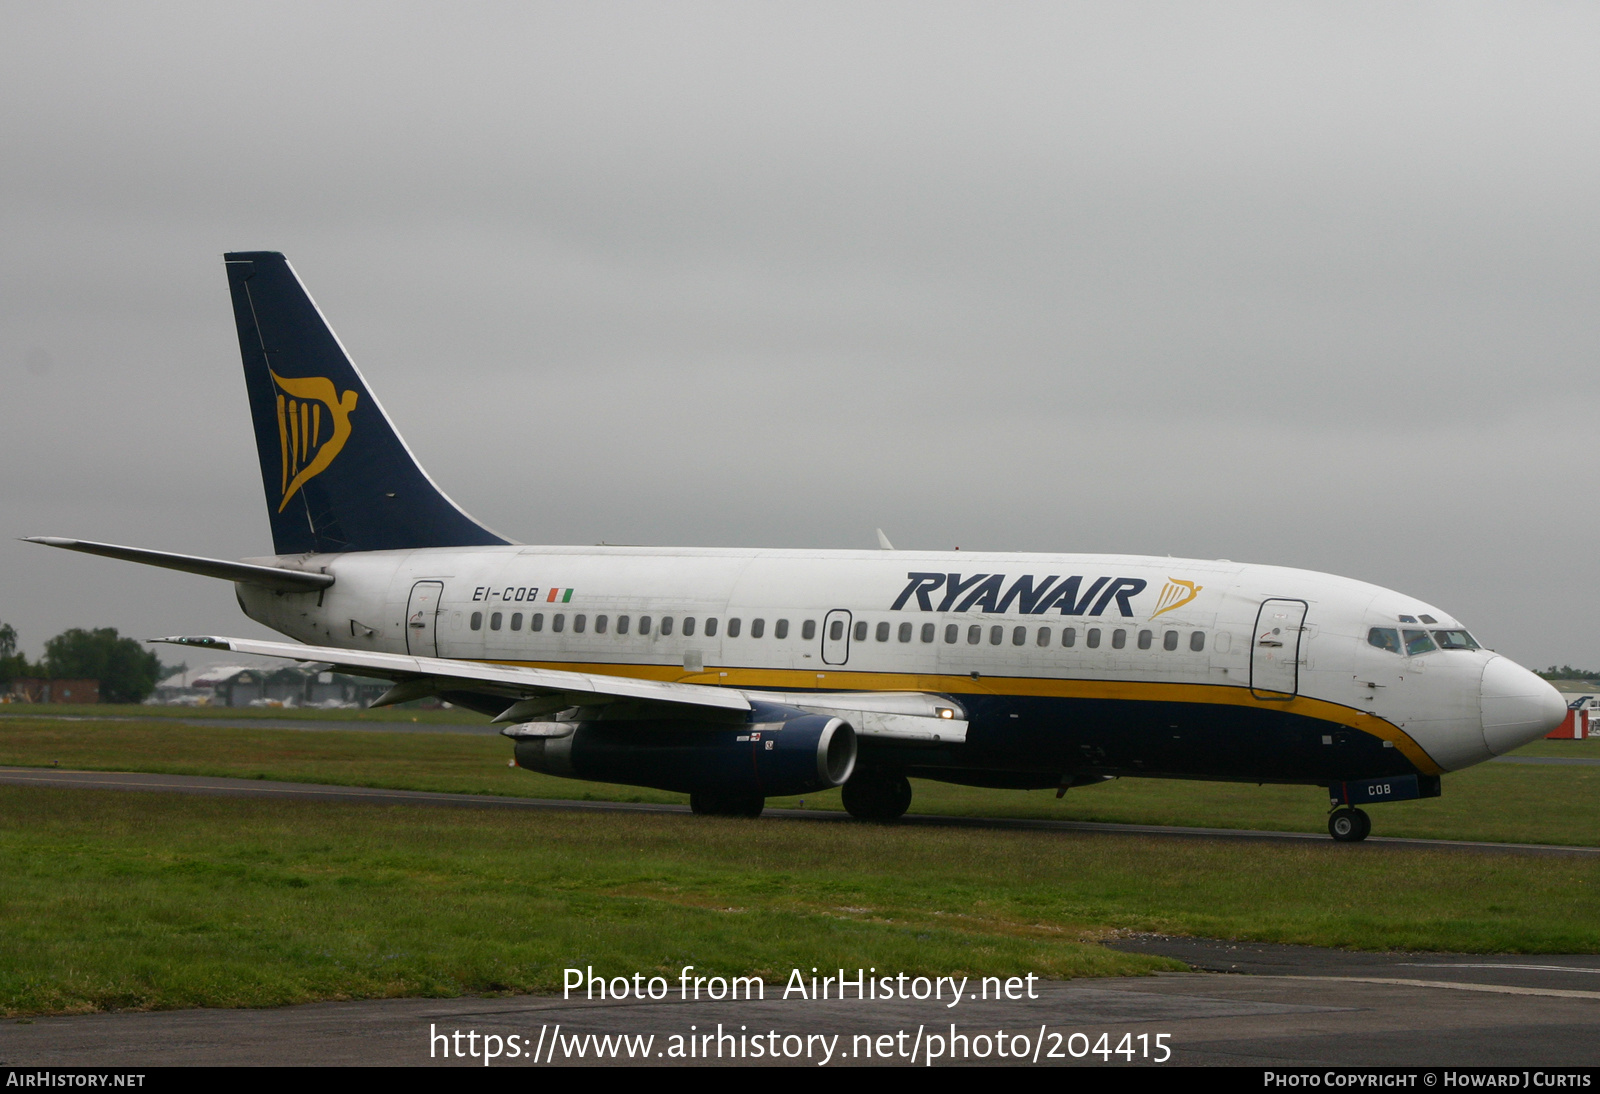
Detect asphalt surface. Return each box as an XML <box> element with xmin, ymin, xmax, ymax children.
<box><xmin>6</xmin><ymin>940</ymin><xmax>1600</xmax><ymax>1066</ymax></box>
<box><xmin>2</xmin><ymin>766</ymin><xmax>1597</xmax><ymax>857</ymax></box>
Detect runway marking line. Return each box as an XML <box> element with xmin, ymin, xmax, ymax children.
<box><xmin>1281</xmin><ymin>975</ymin><xmax>1600</xmax><ymax>1000</ymax></box>
<box><xmin>1399</xmin><ymin>963</ymin><xmax>1600</xmax><ymax>975</ymax></box>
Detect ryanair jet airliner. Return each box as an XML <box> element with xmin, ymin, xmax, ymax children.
<box><xmin>28</xmin><ymin>252</ymin><xmax>1567</xmax><ymax>841</ymax></box>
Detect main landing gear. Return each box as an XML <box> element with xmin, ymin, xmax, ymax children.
<box><xmin>841</xmin><ymin>770</ymin><xmax>913</xmax><ymax>821</ymax></box>
<box><xmin>1328</xmin><ymin>807</ymin><xmax>1371</xmax><ymax>842</ymax></box>
<box><xmin>689</xmin><ymin>791</ymin><xmax>765</xmax><ymax>818</ymax></box>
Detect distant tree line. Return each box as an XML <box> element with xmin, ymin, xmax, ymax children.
<box><xmin>1538</xmin><ymin>665</ymin><xmax>1600</xmax><ymax>681</ymax></box>
<box><xmin>0</xmin><ymin>622</ymin><xmax>168</xmax><ymax>703</ymax></box>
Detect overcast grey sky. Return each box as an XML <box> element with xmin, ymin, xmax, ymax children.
<box><xmin>3</xmin><ymin>2</ymin><xmax>1598</xmax><ymax>670</ymax></box>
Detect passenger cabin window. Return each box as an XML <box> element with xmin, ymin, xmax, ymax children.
<box><xmin>510</xmin><ymin>612</ymin><xmax>523</xmax><ymax>631</ymax></box>
<box><xmin>595</xmin><ymin>615</ymin><xmax>608</xmax><ymax>634</ymax></box>
<box><xmin>1368</xmin><ymin>628</ymin><xmax>1400</xmax><ymax>654</ymax></box>
<box><xmin>967</xmin><ymin>625</ymin><xmax>981</xmax><ymax>645</ymax></box>
<box><xmin>1012</xmin><ymin>626</ymin><xmax>1026</xmax><ymax>646</ymax></box>
<box><xmin>531</xmin><ymin>613</ymin><xmax>544</xmax><ymax>632</ymax></box>
<box><xmin>1137</xmin><ymin>629</ymin><xmax>1152</xmax><ymax>650</ymax></box>
<box><xmin>470</xmin><ymin>612</ymin><xmax>483</xmax><ymax>631</ymax></box>
<box><xmin>727</xmin><ymin>618</ymin><xmax>740</xmax><ymax>638</ymax></box>
<box><xmin>899</xmin><ymin>622</ymin><xmax>913</xmax><ymax>643</ymax></box>
<box><xmin>751</xmin><ymin>618</ymin><xmax>765</xmax><ymax>639</ymax></box>
<box><xmin>1037</xmin><ymin>627</ymin><xmax>1051</xmax><ymax>647</ymax></box>
<box><xmin>704</xmin><ymin>618</ymin><xmax>717</xmax><ymax>638</ymax></box>
<box><xmin>1111</xmin><ymin>629</ymin><xmax>1127</xmax><ymax>649</ymax></box>
<box><xmin>1403</xmin><ymin>629</ymin><xmax>1437</xmax><ymax>656</ymax></box>
<box><xmin>854</xmin><ymin>621</ymin><xmax>868</xmax><ymax>642</ymax></box>
<box><xmin>638</xmin><ymin>616</ymin><xmax>651</xmax><ymax>635</ymax></box>
<box><xmin>1163</xmin><ymin>630</ymin><xmax>1177</xmax><ymax>651</ymax></box>
<box><xmin>617</xmin><ymin>615</ymin><xmax>630</xmax><ymax>635</ymax></box>
<box><xmin>660</xmin><ymin>617</ymin><xmax>673</xmax><ymax>636</ymax></box>
<box><xmin>921</xmin><ymin>623</ymin><xmax>936</xmax><ymax>643</ymax></box>
<box><xmin>1432</xmin><ymin>630</ymin><xmax>1479</xmax><ymax>650</ymax></box>
<box><xmin>830</xmin><ymin>619</ymin><xmax>845</xmax><ymax>642</ymax></box>
<box><xmin>1061</xmin><ymin>627</ymin><xmax>1076</xmax><ymax>647</ymax></box>
<box><xmin>776</xmin><ymin>620</ymin><xmax>790</xmax><ymax>639</ymax></box>
<box><xmin>1189</xmin><ymin>631</ymin><xmax>1204</xmax><ymax>652</ymax></box>
<box><xmin>1086</xmin><ymin>628</ymin><xmax>1101</xmax><ymax>649</ymax></box>
<box><xmin>682</xmin><ymin>617</ymin><xmax>695</xmax><ymax>637</ymax></box>
<box><xmin>490</xmin><ymin>612</ymin><xmax>503</xmax><ymax>631</ymax></box>
<box><xmin>876</xmin><ymin>621</ymin><xmax>890</xmax><ymax>642</ymax></box>
<box><xmin>989</xmin><ymin>626</ymin><xmax>1003</xmax><ymax>645</ymax></box>
<box><xmin>552</xmin><ymin>614</ymin><xmax>565</xmax><ymax>633</ymax></box>
<box><xmin>944</xmin><ymin>624</ymin><xmax>958</xmax><ymax>644</ymax></box>
<box><xmin>573</xmin><ymin>614</ymin><xmax>586</xmax><ymax>634</ymax></box>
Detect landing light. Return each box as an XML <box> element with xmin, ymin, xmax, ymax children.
<box><xmin>937</xmin><ymin>708</ymin><xmax>954</xmax><ymax>719</ymax></box>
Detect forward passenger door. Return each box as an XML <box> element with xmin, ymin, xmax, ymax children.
<box><xmin>1251</xmin><ymin>598</ymin><xmax>1307</xmax><ymax>699</ymax></box>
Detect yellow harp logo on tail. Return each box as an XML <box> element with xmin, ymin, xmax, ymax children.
<box><xmin>1151</xmin><ymin>578</ymin><xmax>1203</xmax><ymax>619</ymax></box>
<box><xmin>271</xmin><ymin>370</ymin><xmax>359</xmax><ymax>512</ymax></box>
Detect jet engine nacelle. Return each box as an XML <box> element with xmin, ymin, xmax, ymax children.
<box><xmin>510</xmin><ymin>704</ymin><xmax>857</xmax><ymax>798</ymax></box>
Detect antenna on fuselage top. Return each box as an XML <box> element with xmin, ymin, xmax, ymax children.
<box><xmin>876</xmin><ymin>528</ymin><xmax>896</xmax><ymax>550</ymax></box>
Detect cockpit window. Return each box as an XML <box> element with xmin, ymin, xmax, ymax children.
<box><xmin>1432</xmin><ymin>629</ymin><xmax>1480</xmax><ymax>650</ymax></box>
<box><xmin>1368</xmin><ymin>628</ymin><xmax>1400</xmax><ymax>654</ymax></box>
<box><xmin>1403</xmin><ymin>629</ymin><xmax>1437</xmax><ymax>655</ymax></box>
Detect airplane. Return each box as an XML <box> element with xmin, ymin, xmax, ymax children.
<box><xmin>27</xmin><ymin>251</ymin><xmax>1568</xmax><ymax>842</ymax></box>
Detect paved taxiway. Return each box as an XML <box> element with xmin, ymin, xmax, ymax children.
<box><xmin>2</xmin><ymin>766</ymin><xmax>1596</xmax><ymax>856</ymax></box>
<box><xmin>6</xmin><ymin>939</ymin><xmax>1600</xmax><ymax>1066</ymax></box>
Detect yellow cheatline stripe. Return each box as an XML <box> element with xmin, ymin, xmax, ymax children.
<box><xmin>479</xmin><ymin>659</ymin><xmax>1442</xmax><ymax>776</ymax></box>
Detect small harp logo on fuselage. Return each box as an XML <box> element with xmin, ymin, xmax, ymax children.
<box><xmin>1151</xmin><ymin>578</ymin><xmax>1203</xmax><ymax>619</ymax></box>
<box><xmin>271</xmin><ymin>370</ymin><xmax>358</xmax><ymax>512</ymax></box>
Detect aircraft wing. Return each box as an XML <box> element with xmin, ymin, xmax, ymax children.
<box><xmin>153</xmin><ymin>636</ymin><xmax>967</xmax><ymax>742</ymax></box>
<box><xmin>155</xmin><ymin>635</ymin><xmax>751</xmax><ymax>718</ymax></box>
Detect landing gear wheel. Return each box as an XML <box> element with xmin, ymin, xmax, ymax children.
<box><xmin>1328</xmin><ymin>807</ymin><xmax>1371</xmax><ymax>842</ymax></box>
<box><xmin>841</xmin><ymin>772</ymin><xmax>913</xmax><ymax>821</ymax></box>
<box><xmin>689</xmin><ymin>792</ymin><xmax>765</xmax><ymax>818</ymax></box>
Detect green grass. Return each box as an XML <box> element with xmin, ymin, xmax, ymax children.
<box><xmin>2</xmin><ymin>785</ymin><xmax>1598</xmax><ymax>1017</ymax></box>
<box><xmin>0</xmin><ymin>715</ymin><xmax>1596</xmax><ymax>845</ymax></box>
<box><xmin>0</xmin><ymin>702</ymin><xmax>487</xmax><ymax>723</ymax></box>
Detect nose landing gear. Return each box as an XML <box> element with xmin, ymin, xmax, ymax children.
<box><xmin>1328</xmin><ymin>807</ymin><xmax>1371</xmax><ymax>842</ymax></box>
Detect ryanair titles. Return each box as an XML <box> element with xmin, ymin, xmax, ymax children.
<box><xmin>891</xmin><ymin>572</ymin><xmax>1148</xmax><ymax>617</ymax></box>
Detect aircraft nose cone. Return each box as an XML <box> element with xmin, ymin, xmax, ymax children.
<box><xmin>1480</xmin><ymin>656</ymin><xmax>1567</xmax><ymax>755</ymax></box>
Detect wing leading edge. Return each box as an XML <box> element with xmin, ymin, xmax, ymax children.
<box><xmin>156</xmin><ymin>635</ymin><xmax>751</xmax><ymax>718</ymax></box>
<box><xmin>153</xmin><ymin>636</ymin><xmax>968</xmax><ymax>742</ymax></box>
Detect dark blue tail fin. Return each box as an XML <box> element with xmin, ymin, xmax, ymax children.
<box><xmin>224</xmin><ymin>252</ymin><xmax>510</xmax><ymax>555</ymax></box>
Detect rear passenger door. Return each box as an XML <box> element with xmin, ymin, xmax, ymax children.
<box><xmin>405</xmin><ymin>581</ymin><xmax>444</xmax><ymax>657</ymax></box>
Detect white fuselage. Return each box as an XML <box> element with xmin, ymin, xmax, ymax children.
<box><xmin>237</xmin><ymin>545</ymin><xmax>1564</xmax><ymax>782</ymax></box>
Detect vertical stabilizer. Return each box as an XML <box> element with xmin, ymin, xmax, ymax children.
<box><xmin>224</xmin><ymin>251</ymin><xmax>510</xmax><ymax>555</ymax></box>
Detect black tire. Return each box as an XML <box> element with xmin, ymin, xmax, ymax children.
<box><xmin>689</xmin><ymin>792</ymin><xmax>765</xmax><ymax>818</ymax></box>
<box><xmin>841</xmin><ymin>772</ymin><xmax>913</xmax><ymax>821</ymax></box>
<box><xmin>1328</xmin><ymin>807</ymin><xmax>1370</xmax><ymax>842</ymax></box>
<box><xmin>1353</xmin><ymin>807</ymin><xmax>1372</xmax><ymax>841</ymax></box>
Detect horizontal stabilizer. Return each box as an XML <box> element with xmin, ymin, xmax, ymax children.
<box><xmin>23</xmin><ymin>538</ymin><xmax>333</xmax><ymax>593</ymax></box>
